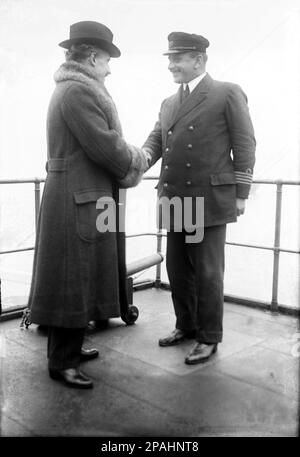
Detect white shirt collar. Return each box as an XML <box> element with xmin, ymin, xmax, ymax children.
<box><xmin>183</xmin><ymin>72</ymin><xmax>207</xmax><ymax>93</ymax></box>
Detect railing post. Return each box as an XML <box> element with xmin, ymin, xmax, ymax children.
<box><xmin>34</xmin><ymin>179</ymin><xmax>41</xmax><ymax>231</ymax></box>
<box><xmin>271</xmin><ymin>181</ymin><xmax>283</xmax><ymax>313</ymax></box>
<box><xmin>155</xmin><ymin>229</ymin><xmax>163</xmax><ymax>288</ymax></box>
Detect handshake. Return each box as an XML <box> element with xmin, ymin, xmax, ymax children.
<box><xmin>118</xmin><ymin>145</ymin><xmax>153</xmax><ymax>189</ymax></box>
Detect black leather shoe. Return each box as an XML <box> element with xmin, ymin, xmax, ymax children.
<box><xmin>80</xmin><ymin>347</ymin><xmax>99</xmax><ymax>362</ymax></box>
<box><xmin>49</xmin><ymin>368</ymin><xmax>93</xmax><ymax>389</ymax></box>
<box><xmin>159</xmin><ymin>329</ymin><xmax>193</xmax><ymax>347</ymax></box>
<box><xmin>185</xmin><ymin>343</ymin><xmax>218</xmax><ymax>365</ymax></box>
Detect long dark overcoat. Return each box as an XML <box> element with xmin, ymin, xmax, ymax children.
<box><xmin>28</xmin><ymin>61</ymin><xmax>144</xmax><ymax>328</ymax></box>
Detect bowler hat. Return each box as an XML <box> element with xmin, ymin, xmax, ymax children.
<box><xmin>59</xmin><ymin>21</ymin><xmax>121</xmax><ymax>57</ymax></box>
<box><xmin>163</xmin><ymin>32</ymin><xmax>209</xmax><ymax>55</ymax></box>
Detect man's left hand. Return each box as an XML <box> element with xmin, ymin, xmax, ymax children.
<box><xmin>236</xmin><ymin>198</ymin><xmax>246</xmax><ymax>216</ymax></box>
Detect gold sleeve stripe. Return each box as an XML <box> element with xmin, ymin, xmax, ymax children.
<box><xmin>234</xmin><ymin>171</ymin><xmax>253</xmax><ymax>184</ymax></box>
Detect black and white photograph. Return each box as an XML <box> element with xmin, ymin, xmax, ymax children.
<box><xmin>0</xmin><ymin>0</ymin><xmax>299</xmax><ymax>442</ymax></box>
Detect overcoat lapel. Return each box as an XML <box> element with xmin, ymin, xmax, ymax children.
<box><xmin>168</xmin><ymin>73</ymin><xmax>213</xmax><ymax>129</ymax></box>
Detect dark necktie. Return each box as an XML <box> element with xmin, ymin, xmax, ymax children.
<box><xmin>182</xmin><ymin>84</ymin><xmax>190</xmax><ymax>103</ymax></box>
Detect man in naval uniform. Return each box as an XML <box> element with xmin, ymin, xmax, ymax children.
<box><xmin>143</xmin><ymin>32</ymin><xmax>256</xmax><ymax>364</ymax></box>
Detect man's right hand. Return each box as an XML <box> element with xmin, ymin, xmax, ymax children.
<box><xmin>142</xmin><ymin>147</ymin><xmax>153</xmax><ymax>171</ymax></box>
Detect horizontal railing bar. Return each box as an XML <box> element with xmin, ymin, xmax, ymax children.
<box><xmin>132</xmin><ymin>279</ymin><xmax>155</xmax><ymax>288</ymax></box>
<box><xmin>277</xmin><ymin>247</ymin><xmax>300</xmax><ymax>254</ymax></box>
<box><xmin>0</xmin><ymin>178</ymin><xmax>45</xmax><ymax>184</ymax></box>
<box><xmin>0</xmin><ymin>247</ymin><xmax>34</xmax><ymax>255</ymax></box>
<box><xmin>226</xmin><ymin>242</ymin><xmax>274</xmax><ymax>251</ymax></box>
<box><xmin>126</xmin><ymin>232</ymin><xmax>165</xmax><ymax>238</ymax></box>
<box><xmin>1</xmin><ymin>239</ymin><xmax>298</xmax><ymax>256</ymax></box>
<box><xmin>226</xmin><ymin>241</ymin><xmax>300</xmax><ymax>254</ymax></box>
<box><xmin>252</xmin><ymin>179</ymin><xmax>300</xmax><ymax>185</ymax></box>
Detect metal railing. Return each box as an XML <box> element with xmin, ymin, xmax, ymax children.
<box><xmin>0</xmin><ymin>176</ymin><xmax>299</xmax><ymax>315</ymax></box>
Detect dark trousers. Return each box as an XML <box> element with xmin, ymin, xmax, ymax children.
<box><xmin>47</xmin><ymin>327</ymin><xmax>85</xmax><ymax>371</ymax></box>
<box><xmin>166</xmin><ymin>224</ymin><xmax>226</xmax><ymax>344</ymax></box>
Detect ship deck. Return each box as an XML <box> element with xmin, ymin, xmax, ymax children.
<box><xmin>0</xmin><ymin>287</ymin><xmax>299</xmax><ymax>437</ymax></box>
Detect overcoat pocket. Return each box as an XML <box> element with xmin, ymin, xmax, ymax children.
<box><xmin>74</xmin><ymin>189</ymin><xmax>114</xmax><ymax>243</ymax></box>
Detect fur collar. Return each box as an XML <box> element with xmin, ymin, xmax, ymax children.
<box><xmin>54</xmin><ymin>61</ymin><xmax>122</xmax><ymax>135</ymax></box>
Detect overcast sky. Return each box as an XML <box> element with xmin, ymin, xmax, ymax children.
<box><xmin>0</xmin><ymin>0</ymin><xmax>299</xmax><ymax>179</ymax></box>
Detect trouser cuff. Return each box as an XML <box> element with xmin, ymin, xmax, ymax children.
<box><xmin>196</xmin><ymin>331</ymin><xmax>222</xmax><ymax>344</ymax></box>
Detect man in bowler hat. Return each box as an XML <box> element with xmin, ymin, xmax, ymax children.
<box><xmin>143</xmin><ymin>32</ymin><xmax>256</xmax><ymax>364</ymax></box>
<box><xmin>27</xmin><ymin>21</ymin><xmax>148</xmax><ymax>388</ymax></box>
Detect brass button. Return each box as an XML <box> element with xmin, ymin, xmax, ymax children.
<box><xmin>188</xmin><ymin>125</ymin><xmax>194</xmax><ymax>131</ymax></box>
<box><xmin>164</xmin><ymin>165</ymin><xmax>169</xmax><ymax>170</ymax></box>
<box><xmin>167</xmin><ymin>130</ymin><xmax>172</xmax><ymax>136</ymax></box>
<box><xmin>163</xmin><ymin>182</ymin><xmax>168</xmax><ymax>188</ymax></box>
<box><xmin>187</xmin><ymin>144</ymin><xmax>193</xmax><ymax>149</ymax></box>
<box><xmin>165</xmin><ymin>148</ymin><xmax>169</xmax><ymax>152</ymax></box>
<box><xmin>186</xmin><ymin>181</ymin><xmax>192</xmax><ymax>186</ymax></box>
<box><xmin>186</xmin><ymin>163</ymin><xmax>191</xmax><ymax>168</ymax></box>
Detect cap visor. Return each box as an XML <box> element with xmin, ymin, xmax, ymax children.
<box><xmin>163</xmin><ymin>49</ymin><xmax>193</xmax><ymax>55</ymax></box>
